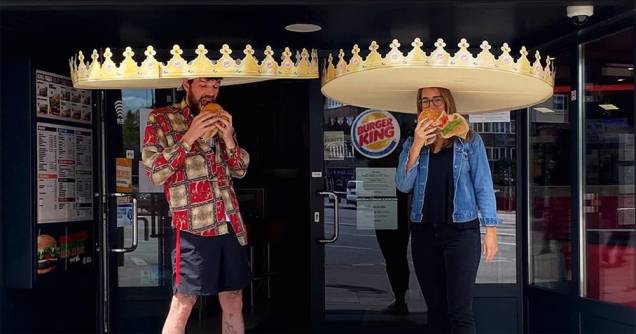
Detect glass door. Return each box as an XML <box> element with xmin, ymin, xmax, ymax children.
<box><xmin>310</xmin><ymin>85</ymin><xmax>522</xmax><ymax>333</ymax></box>
<box><xmin>98</xmin><ymin>88</ymin><xmax>176</xmax><ymax>333</ymax></box>
<box><xmin>311</xmin><ymin>96</ymin><xmax>428</xmax><ymax>329</ymax></box>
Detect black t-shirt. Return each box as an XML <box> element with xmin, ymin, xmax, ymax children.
<box><xmin>422</xmin><ymin>145</ymin><xmax>455</xmax><ymax>225</ymax></box>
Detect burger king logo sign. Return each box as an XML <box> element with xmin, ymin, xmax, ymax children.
<box><xmin>351</xmin><ymin>109</ymin><xmax>401</xmax><ymax>159</ymax></box>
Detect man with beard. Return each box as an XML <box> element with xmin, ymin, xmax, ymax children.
<box><xmin>142</xmin><ymin>77</ymin><xmax>251</xmax><ymax>334</ymax></box>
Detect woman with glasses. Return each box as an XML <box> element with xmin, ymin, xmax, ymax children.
<box><xmin>395</xmin><ymin>87</ymin><xmax>500</xmax><ymax>334</ymax></box>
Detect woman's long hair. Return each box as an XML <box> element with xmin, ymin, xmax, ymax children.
<box><xmin>416</xmin><ymin>87</ymin><xmax>472</xmax><ymax>141</ymax></box>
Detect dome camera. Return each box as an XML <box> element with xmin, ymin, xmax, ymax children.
<box><xmin>567</xmin><ymin>5</ymin><xmax>594</xmax><ymax>25</ymax></box>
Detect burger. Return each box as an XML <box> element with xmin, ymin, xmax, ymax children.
<box><xmin>417</xmin><ymin>107</ymin><xmax>470</xmax><ymax>140</ymax></box>
<box><xmin>199</xmin><ymin>103</ymin><xmax>229</xmax><ymax>140</ymax></box>
<box><xmin>37</xmin><ymin>234</ymin><xmax>59</xmax><ymax>274</ymax></box>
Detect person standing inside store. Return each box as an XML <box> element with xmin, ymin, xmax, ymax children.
<box><xmin>395</xmin><ymin>87</ymin><xmax>500</xmax><ymax>334</ymax></box>
<box><xmin>376</xmin><ymin>190</ymin><xmax>411</xmax><ymax>315</ymax></box>
<box><xmin>142</xmin><ymin>77</ymin><xmax>251</xmax><ymax>334</ymax></box>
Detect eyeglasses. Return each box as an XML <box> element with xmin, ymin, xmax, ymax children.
<box><xmin>418</xmin><ymin>96</ymin><xmax>445</xmax><ymax>108</ymax></box>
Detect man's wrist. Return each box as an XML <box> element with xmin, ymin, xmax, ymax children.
<box><xmin>223</xmin><ymin>134</ymin><xmax>236</xmax><ymax>149</ymax></box>
<box><xmin>180</xmin><ymin>138</ymin><xmax>193</xmax><ymax>152</ymax></box>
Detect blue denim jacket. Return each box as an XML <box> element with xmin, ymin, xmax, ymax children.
<box><xmin>395</xmin><ymin>132</ymin><xmax>501</xmax><ymax>226</ymax></box>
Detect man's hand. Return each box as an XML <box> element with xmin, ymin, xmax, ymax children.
<box><xmin>181</xmin><ymin>113</ymin><xmax>218</xmax><ymax>146</ymax></box>
<box><xmin>482</xmin><ymin>227</ymin><xmax>498</xmax><ymax>262</ymax></box>
<box><xmin>213</xmin><ymin>111</ymin><xmax>236</xmax><ymax>149</ymax></box>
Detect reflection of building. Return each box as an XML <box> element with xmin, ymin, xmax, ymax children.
<box><xmin>472</xmin><ymin>121</ymin><xmax>516</xmax><ymax>162</ymax></box>
<box><xmin>471</xmin><ymin>119</ymin><xmax>517</xmax><ymax>211</ymax></box>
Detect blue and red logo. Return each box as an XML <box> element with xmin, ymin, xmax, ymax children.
<box><xmin>351</xmin><ymin>109</ymin><xmax>401</xmax><ymax>159</ymax></box>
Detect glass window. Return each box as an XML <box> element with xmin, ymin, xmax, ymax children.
<box><xmin>583</xmin><ymin>28</ymin><xmax>635</xmax><ymax>307</ymax></box>
<box><xmin>475</xmin><ymin>113</ymin><xmax>518</xmax><ymax>284</ymax></box>
<box><xmin>529</xmin><ymin>47</ymin><xmax>574</xmax><ymax>292</ymax></box>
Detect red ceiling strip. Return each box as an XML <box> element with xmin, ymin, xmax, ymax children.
<box><xmin>553</xmin><ymin>83</ymin><xmax>634</xmax><ymax>93</ymax></box>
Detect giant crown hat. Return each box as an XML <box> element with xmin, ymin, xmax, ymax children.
<box><xmin>70</xmin><ymin>43</ymin><xmax>319</xmax><ymax>89</ymax></box>
<box><xmin>321</xmin><ymin>38</ymin><xmax>555</xmax><ymax>114</ymax></box>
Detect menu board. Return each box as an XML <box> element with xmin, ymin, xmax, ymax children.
<box><xmin>36</xmin><ymin>70</ymin><xmax>92</xmax><ymax>124</ymax></box>
<box><xmin>37</xmin><ymin>123</ymin><xmax>93</xmax><ymax>223</ymax></box>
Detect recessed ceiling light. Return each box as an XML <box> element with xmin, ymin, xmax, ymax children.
<box><xmin>285</xmin><ymin>23</ymin><xmax>322</xmax><ymax>33</ymax></box>
<box><xmin>599</xmin><ymin>104</ymin><xmax>619</xmax><ymax>110</ymax></box>
<box><xmin>617</xmin><ymin>78</ymin><xmax>625</xmax><ymax>82</ymax></box>
<box><xmin>628</xmin><ymin>67</ymin><xmax>634</xmax><ymax>71</ymax></box>
<box><xmin>533</xmin><ymin>107</ymin><xmax>554</xmax><ymax>113</ymax></box>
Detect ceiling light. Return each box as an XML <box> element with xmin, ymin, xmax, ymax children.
<box><xmin>617</xmin><ymin>78</ymin><xmax>625</xmax><ymax>82</ymax></box>
<box><xmin>628</xmin><ymin>67</ymin><xmax>634</xmax><ymax>71</ymax></box>
<box><xmin>599</xmin><ymin>104</ymin><xmax>619</xmax><ymax>110</ymax></box>
<box><xmin>533</xmin><ymin>107</ymin><xmax>554</xmax><ymax>113</ymax></box>
<box><xmin>285</xmin><ymin>23</ymin><xmax>322</xmax><ymax>33</ymax></box>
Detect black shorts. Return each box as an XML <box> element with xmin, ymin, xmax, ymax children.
<box><xmin>172</xmin><ymin>225</ymin><xmax>252</xmax><ymax>296</ymax></box>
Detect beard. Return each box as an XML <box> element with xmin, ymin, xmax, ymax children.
<box><xmin>188</xmin><ymin>93</ymin><xmax>216</xmax><ymax>116</ymax></box>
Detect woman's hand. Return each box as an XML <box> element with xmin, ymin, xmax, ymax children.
<box><xmin>413</xmin><ymin>119</ymin><xmax>437</xmax><ymax>149</ymax></box>
<box><xmin>482</xmin><ymin>227</ymin><xmax>498</xmax><ymax>262</ymax></box>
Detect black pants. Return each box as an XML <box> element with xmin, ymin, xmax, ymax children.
<box><xmin>375</xmin><ymin>192</ymin><xmax>411</xmax><ymax>302</ymax></box>
<box><xmin>375</xmin><ymin>217</ymin><xmax>410</xmax><ymax>302</ymax></box>
<box><xmin>411</xmin><ymin>221</ymin><xmax>481</xmax><ymax>334</ymax></box>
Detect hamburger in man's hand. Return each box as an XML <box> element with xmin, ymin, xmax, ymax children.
<box><xmin>199</xmin><ymin>103</ymin><xmax>230</xmax><ymax>140</ymax></box>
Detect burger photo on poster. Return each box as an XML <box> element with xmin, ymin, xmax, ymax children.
<box><xmin>37</xmin><ymin>234</ymin><xmax>59</xmax><ymax>275</ymax></box>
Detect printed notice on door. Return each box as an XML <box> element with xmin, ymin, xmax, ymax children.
<box><xmin>37</xmin><ymin>123</ymin><xmax>93</xmax><ymax>223</ymax></box>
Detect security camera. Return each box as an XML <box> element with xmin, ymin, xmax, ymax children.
<box><xmin>567</xmin><ymin>5</ymin><xmax>594</xmax><ymax>25</ymax></box>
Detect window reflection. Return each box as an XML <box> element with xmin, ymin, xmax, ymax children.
<box><xmin>530</xmin><ymin>48</ymin><xmax>573</xmax><ymax>291</ymax></box>
<box><xmin>583</xmin><ymin>28</ymin><xmax>635</xmax><ymax>307</ymax></box>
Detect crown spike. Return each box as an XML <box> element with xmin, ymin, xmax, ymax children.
<box><xmin>348</xmin><ymin>44</ymin><xmax>363</xmax><ymax>71</ymax></box>
<box><xmin>496</xmin><ymin>43</ymin><xmax>515</xmax><ymax>70</ymax></box>
<box><xmin>279</xmin><ymin>47</ymin><xmax>294</xmax><ymax>75</ymax></box>
<box><xmin>429</xmin><ymin>38</ymin><xmax>448</xmax><ymax>64</ymax></box>
<box><xmin>87</xmin><ymin>49</ymin><xmax>101</xmax><ymax>80</ymax></box>
<box><xmin>120</xmin><ymin>47</ymin><xmax>139</xmax><ymax>77</ymax></box>
<box><xmin>297</xmin><ymin>48</ymin><xmax>313</xmax><ymax>75</ymax></box>
<box><xmin>140</xmin><ymin>46</ymin><xmax>160</xmax><ymax>78</ymax></box>
<box><xmin>190</xmin><ymin>44</ymin><xmax>215</xmax><ymax>76</ymax></box>
<box><xmin>101</xmin><ymin>48</ymin><xmax>118</xmax><ymax>79</ymax></box>
<box><xmin>365</xmin><ymin>41</ymin><xmax>383</xmax><ymax>68</ymax></box>
<box><xmin>453</xmin><ymin>38</ymin><xmax>474</xmax><ymax>66</ymax></box>
<box><xmin>406</xmin><ymin>38</ymin><xmax>427</xmax><ymax>63</ymax></box>
<box><xmin>517</xmin><ymin>46</ymin><xmax>531</xmax><ymax>74</ymax></box>
<box><xmin>260</xmin><ymin>45</ymin><xmax>278</xmax><ymax>75</ymax></box>
<box><xmin>145</xmin><ymin>46</ymin><xmax>157</xmax><ymax>58</ymax></box>
<box><xmin>387</xmin><ymin>39</ymin><xmax>405</xmax><ymax>64</ymax></box>
<box><xmin>335</xmin><ymin>49</ymin><xmax>347</xmax><ymax>76</ymax></box>
<box><xmin>476</xmin><ymin>41</ymin><xmax>496</xmax><ymax>67</ymax></box>
<box><xmin>531</xmin><ymin>50</ymin><xmax>544</xmax><ymax>78</ymax></box>
<box><xmin>239</xmin><ymin>44</ymin><xmax>259</xmax><ymax>74</ymax></box>
<box><xmin>163</xmin><ymin>44</ymin><xmax>189</xmax><ymax>77</ymax></box>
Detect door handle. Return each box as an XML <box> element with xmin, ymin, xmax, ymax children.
<box><xmin>110</xmin><ymin>193</ymin><xmax>139</xmax><ymax>253</ymax></box>
<box><xmin>317</xmin><ymin>191</ymin><xmax>339</xmax><ymax>244</ymax></box>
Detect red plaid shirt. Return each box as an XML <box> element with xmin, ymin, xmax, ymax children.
<box><xmin>142</xmin><ymin>100</ymin><xmax>249</xmax><ymax>245</ymax></box>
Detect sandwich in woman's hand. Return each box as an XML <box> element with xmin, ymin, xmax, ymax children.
<box><xmin>417</xmin><ymin>107</ymin><xmax>470</xmax><ymax>140</ymax></box>
<box><xmin>200</xmin><ymin>103</ymin><xmax>229</xmax><ymax>140</ymax></box>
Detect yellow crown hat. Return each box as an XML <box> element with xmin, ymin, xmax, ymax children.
<box><xmin>321</xmin><ymin>38</ymin><xmax>555</xmax><ymax>114</ymax></box>
<box><xmin>70</xmin><ymin>44</ymin><xmax>319</xmax><ymax>89</ymax></box>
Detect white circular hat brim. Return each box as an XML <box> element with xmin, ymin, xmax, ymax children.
<box><xmin>321</xmin><ymin>66</ymin><xmax>553</xmax><ymax>114</ymax></box>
